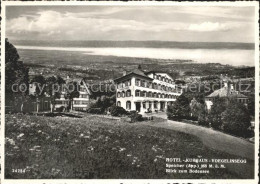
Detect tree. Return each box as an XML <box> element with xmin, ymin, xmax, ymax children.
<box><xmin>207</xmin><ymin>97</ymin><xmax>227</xmax><ymax>130</ymax></box>
<box><xmin>30</xmin><ymin>75</ymin><xmax>47</xmax><ymax>113</ymax></box>
<box><xmin>247</xmin><ymin>93</ymin><xmax>255</xmax><ymax>117</ymax></box>
<box><xmin>222</xmin><ymin>102</ymin><xmax>251</xmax><ymax>137</ymax></box>
<box><xmin>109</xmin><ymin>105</ymin><xmax>127</xmax><ymax>117</ymax></box>
<box><xmin>31</xmin><ymin>75</ymin><xmax>46</xmax><ymax>97</ymax></box>
<box><xmin>5</xmin><ymin>39</ymin><xmax>29</xmax><ymax>112</ymax></box>
<box><xmin>88</xmin><ymin>95</ymin><xmax>116</xmax><ymax>113</ymax></box>
<box><xmin>167</xmin><ymin>94</ymin><xmax>190</xmax><ymax>119</ymax></box>
<box><xmin>190</xmin><ymin>97</ymin><xmax>206</xmax><ymax>117</ymax></box>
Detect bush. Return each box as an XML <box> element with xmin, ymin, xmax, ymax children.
<box><xmin>221</xmin><ymin>102</ymin><xmax>251</xmax><ymax>137</ymax></box>
<box><xmin>167</xmin><ymin>95</ymin><xmax>190</xmax><ymax>119</ymax></box>
<box><xmin>128</xmin><ymin>111</ymin><xmax>143</xmax><ymax>123</ymax></box>
<box><xmin>208</xmin><ymin>97</ymin><xmax>226</xmax><ymax>130</ymax></box>
<box><xmin>109</xmin><ymin>105</ymin><xmax>127</xmax><ymax>117</ymax></box>
<box><xmin>56</xmin><ymin>106</ymin><xmax>66</xmax><ymax>112</ymax></box>
<box><xmin>198</xmin><ymin>116</ymin><xmax>209</xmax><ymax>127</ymax></box>
<box><xmin>87</xmin><ymin>108</ymin><xmax>103</xmax><ymax>114</ymax></box>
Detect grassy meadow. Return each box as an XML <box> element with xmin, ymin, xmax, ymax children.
<box><xmin>5</xmin><ymin>113</ymin><xmax>252</xmax><ymax>179</ymax></box>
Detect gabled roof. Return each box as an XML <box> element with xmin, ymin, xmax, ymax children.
<box><xmin>206</xmin><ymin>87</ymin><xmax>247</xmax><ymax>98</ymax></box>
<box><xmin>145</xmin><ymin>71</ymin><xmax>174</xmax><ymax>80</ymax></box>
<box><xmin>114</xmin><ymin>69</ymin><xmax>153</xmax><ymax>82</ymax></box>
<box><xmin>66</xmin><ymin>78</ymin><xmax>92</xmax><ymax>95</ymax></box>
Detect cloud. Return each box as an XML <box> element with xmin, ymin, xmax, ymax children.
<box><xmin>188</xmin><ymin>22</ymin><xmax>232</xmax><ymax>32</ymax></box>
<box><xmin>6</xmin><ymin>8</ymin><xmax>254</xmax><ymax>42</ymax></box>
<box><xmin>168</xmin><ymin>6</ymin><xmax>254</xmax><ymax>22</ymax></box>
<box><xmin>7</xmin><ymin>10</ymin><xmax>188</xmax><ymax>36</ymax></box>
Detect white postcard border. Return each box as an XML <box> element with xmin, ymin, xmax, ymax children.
<box><xmin>1</xmin><ymin>1</ymin><xmax>259</xmax><ymax>184</ymax></box>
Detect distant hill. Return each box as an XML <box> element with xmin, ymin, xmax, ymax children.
<box><xmin>10</xmin><ymin>40</ymin><xmax>254</xmax><ymax>50</ymax></box>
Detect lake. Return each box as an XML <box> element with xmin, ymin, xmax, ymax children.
<box><xmin>15</xmin><ymin>45</ymin><xmax>255</xmax><ymax>66</ymax></box>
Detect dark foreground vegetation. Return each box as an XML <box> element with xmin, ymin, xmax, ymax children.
<box><xmin>5</xmin><ymin>113</ymin><xmax>253</xmax><ymax>179</ymax></box>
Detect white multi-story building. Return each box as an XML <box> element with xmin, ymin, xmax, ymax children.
<box><xmin>54</xmin><ymin>78</ymin><xmax>91</xmax><ymax>112</ymax></box>
<box><xmin>114</xmin><ymin>68</ymin><xmax>182</xmax><ymax>114</ymax></box>
<box><xmin>72</xmin><ymin>80</ymin><xmax>91</xmax><ymax>111</ymax></box>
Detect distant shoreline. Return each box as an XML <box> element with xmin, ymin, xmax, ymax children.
<box><xmin>15</xmin><ymin>45</ymin><xmax>254</xmax><ymax>67</ymax></box>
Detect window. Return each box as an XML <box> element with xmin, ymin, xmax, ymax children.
<box><xmin>153</xmin><ymin>93</ymin><xmax>157</xmax><ymax>98</ymax></box>
<box><xmin>80</xmin><ymin>86</ymin><xmax>86</xmax><ymax>92</ymax></box>
<box><xmin>148</xmin><ymin>82</ymin><xmax>152</xmax><ymax>88</ymax></box>
<box><xmin>158</xmin><ymin>75</ymin><xmax>161</xmax><ymax>80</ymax></box>
<box><xmin>140</xmin><ymin>91</ymin><xmax>144</xmax><ymax>97</ymax></box>
<box><xmin>136</xmin><ymin>79</ymin><xmax>141</xmax><ymax>86</ymax></box>
<box><xmin>141</xmin><ymin>80</ymin><xmax>146</xmax><ymax>87</ymax></box>
<box><xmin>143</xmin><ymin>102</ymin><xmax>146</xmax><ymax>109</ymax></box>
<box><xmin>117</xmin><ymin>101</ymin><xmax>121</xmax><ymax>107</ymax></box>
<box><xmin>149</xmin><ymin>102</ymin><xmax>152</xmax><ymax>109</ymax></box>
<box><xmin>126</xmin><ymin>90</ymin><xmax>131</xmax><ymax>97</ymax></box>
<box><xmin>148</xmin><ymin>92</ymin><xmax>152</xmax><ymax>97</ymax></box>
<box><xmin>117</xmin><ymin>92</ymin><xmax>121</xmax><ymax>98</ymax></box>
<box><xmin>124</xmin><ymin>80</ymin><xmax>131</xmax><ymax>86</ymax></box>
<box><xmin>154</xmin><ymin>102</ymin><xmax>157</xmax><ymax>109</ymax></box>
<box><xmin>74</xmin><ymin>101</ymin><xmax>80</xmax><ymax>105</ymax></box>
<box><xmin>81</xmin><ymin>94</ymin><xmax>88</xmax><ymax>98</ymax></box>
<box><xmin>82</xmin><ymin>101</ymin><xmax>88</xmax><ymax>105</ymax></box>
<box><xmin>126</xmin><ymin>101</ymin><xmax>131</xmax><ymax>110</ymax></box>
<box><xmin>135</xmin><ymin>90</ymin><xmax>140</xmax><ymax>97</ymax></box>
<box><xmin>141</xmin><ymin>91</ymin><xmax>147</xmax><ymax>97</ymax></box>
<box><xmin>122</xmin><ymin>91</ymin><xmax>125</xmax><ymax>97</ymax></box>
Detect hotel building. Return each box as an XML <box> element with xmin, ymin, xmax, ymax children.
<box><xmin>114</xmin><ymin>68</ymin><xmax>182</xmax><ymax>114</ymax></box>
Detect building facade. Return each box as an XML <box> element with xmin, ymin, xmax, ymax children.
<box><xmin>114</xmin><ymin>69</ymin><xmax>182</xmax><ymax>114</ymax></box>
<box><xmin>54</xmin><ymin>78</ymin><xmax>91</xmax><ymax>112</ymax></box>
<box><xmin>72</xmin><ymin>80</ymin><xmax>91</xmax><ymax>111</ymax></box>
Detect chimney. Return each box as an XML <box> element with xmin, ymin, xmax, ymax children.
<box><xmin>138</xmin><ymin>65</ymin><xmax>142</xmax><ymax>70</ymax></box>
<box><xmin>67</xmin><ymin>75</ymin><xmax>70</xmax><ymax>80</ymax></box>
<box><xmin>123</xmin><ymin>71</ymin><xmax>127</xmax><ymax>76</ymax></box>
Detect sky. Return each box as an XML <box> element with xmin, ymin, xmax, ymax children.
<box><xmin>5</xmin><ymin>6</ymin><xmax>256</xmax><ymax>42</ymax></box>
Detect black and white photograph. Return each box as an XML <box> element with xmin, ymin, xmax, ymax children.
<box><xmin>1</xmin><ymin>1</ymin><xmax>259</xmax><ymax>183</ymax></box>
